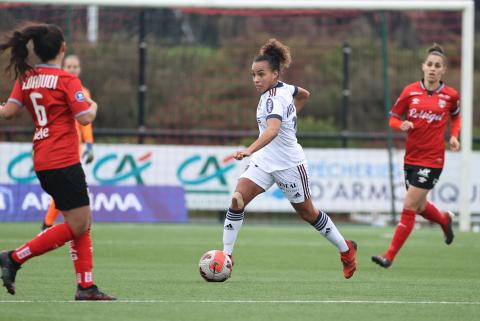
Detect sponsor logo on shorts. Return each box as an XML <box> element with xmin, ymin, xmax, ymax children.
<box><xmin>417</xmin><ymin>168</ymin><xmax>431</xmax><ymax>178</ymax></box>
<box><xmin>418</xmin><ymin>177</ymin><xmax>428</xmax><ymax>183</ymax></box>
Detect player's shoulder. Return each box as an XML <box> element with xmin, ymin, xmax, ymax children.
<box><xmin>262</xmin><ymin>82</ymin><xmax>292</xmax><ymax>101</ymax></box>
<box><xmin>440</xmin><ymin>84</ymin><xmax>459</xmax><ymax>99</ymax></box>
<box><xmin>402</xmin><ymin>81</ymin><xmax>423</xmax><ymax>93</ymax></box>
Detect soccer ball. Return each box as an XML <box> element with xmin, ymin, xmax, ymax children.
<box><xmin>198</xmin><ymin>250</ymin><xmax>232</xmax><ymax>282</ymax></box>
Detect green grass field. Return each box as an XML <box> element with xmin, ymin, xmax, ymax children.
<box><xmin>0</xmin><ymin>222</ymin><xmax>479</xmax><ymax>321</ymax></box>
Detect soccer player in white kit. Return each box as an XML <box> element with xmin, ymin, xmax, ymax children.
<box><xmin>222</xmin><ymin>39</ymin><xmax>357</xmax><ymax>279</ymax></box>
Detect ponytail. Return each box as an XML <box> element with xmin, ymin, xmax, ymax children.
<box><xmin>254</xmin><ymin>38</ymin><xmax>292</xmax><ymax>73</ymax></box>
<box><xmin>0</xmin><ymin>23</ymin><xmax>64</xmax><ymax>79</ymax></box>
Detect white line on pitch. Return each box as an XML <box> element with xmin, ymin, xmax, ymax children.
<box><xmin>0</xmin><ymin>300</ymin><xmax>479</xmax><ymax>305</ymax></box>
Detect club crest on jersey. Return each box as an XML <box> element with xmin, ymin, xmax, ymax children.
<box><xmin>438</xmin><ymin>99</ymin><xmax>446</xmax><ymax>108</ymax></box>
<box><xmin>75</xmin><ymin>91</ymin><xmax>86</xmax><ymax>102</ymax></box>
<box><xmin>266</xmin><ymin>98</ymin><xmax>274</xmax><ymax>113</ymax></box>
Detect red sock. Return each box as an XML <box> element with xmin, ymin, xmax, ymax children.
<box><xmin>420</xmin><ymin>202</ymin><xmax>448</xmax><ymax>226</ymax></box>
<box><xmin>384</xmin><ymin>209</ymin><xmax>416</xmax><ymax>262</ymax></box>
<box><xmin>11</xmin><ymin>223</ymin><xmax>74</xmax><ymax>265</ymax></box>
<box><xmin>70</xmin><ymin>227</ymin><xmax>94</xmax><ymax>288</ymax></box>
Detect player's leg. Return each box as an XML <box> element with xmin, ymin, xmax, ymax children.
<box><xmin>276</xmin><ymin>163</ymin><xmax>356</xmax><ymax>278</ymax></box>
<box><xmin>42</xmin><ymin>200</ymin><xmax>60</xmax><ymax>230</ymax></box>
<box><xmin>63</xmin><ymin>206</ymin><xmax>115</xmax><ymax>300</ymax></box>
<box><xmin>291</xmin><ymin>199</ymin><xmax>357</xmax><ymax>279</ymax></box>
<box><xmin>416</xmin><ymin>167</ymin><xmax>453</xmax><ymax>244</ymax></box>
<box><xmin>0</xmin><ymin>221</ymin><xmax>76</xmax><ymax>295</ymax></box>
<box><xmin>0</xmin><ymin>166</ymin><xmax>86</xmax><ymax>295</ymax></box>
<box><xmin>223</xmin><ymin>163</ymin><xmax>272</xmax><ymax>259</ymax></box>
<box><xmin>372</xmin><ymin>185</ymin><xmax>428</xmax><ymax>268</ymax></box>
<box><xmin>418</xmin><ymin>202</ymin><xmax>454</xmax><ymax>245</ymax></box>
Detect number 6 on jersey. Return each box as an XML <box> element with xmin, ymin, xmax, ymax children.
<box><xmin>30</xmin><ymin>92</ymin><xmax>48</xmax><ymax>126</ymax></box>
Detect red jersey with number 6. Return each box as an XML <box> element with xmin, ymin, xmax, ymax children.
<box><xmin>390</xmin><ymin>81</ymin><xmax>460</xmax><ymax>168</ymax></box>
<box><xmin>8</xmin><ymin>65</ymin><xmax>91</xmax><ymax>171</ymax></box>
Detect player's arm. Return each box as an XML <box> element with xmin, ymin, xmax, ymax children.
<box><xmin>294</xmin><ymin>86</ymin><xmax>310</xmax><ymax>113</ymax></box>
<box><xmin>1</xmin><ymin>80</ymin><xmax>24</xmax><ymax>120</ymax></box>
<box><xmin>66</xmin><ymin>78</ymin><xmax>97</xmax><ymax>125</ymax></box>
<box><xmin>233</xmin><ymin>118</ymin><xmax>281</xmax><ymax>160</ymax></box>
<box><xmin>449</xmin><ymin>96</ymin><xmax>461</xmax><ymax>151</ymax></box>
<box><xmin>389</xmin><ymin>88</ymin><xmax>413</xmax><ymax>132</ymax></box>
<box><xmin>0</xmin><ymin>101</ymin><xmax>21</xmax><ymax>120</ymax></box>
<box><xmin>76</xmin><ymin>97</ymin><xmax>97</xmax><ymax>125</ymax></box>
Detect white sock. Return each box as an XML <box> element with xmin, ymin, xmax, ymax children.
<box><xmin>312</xmin><ymin>211</ymin><xmax>349</xmax><ymax>252</ymax></box>
<box><xmin>222</xmin><ymin>208</ymin><xmax>244</xmax><ymax>255</ymax></box>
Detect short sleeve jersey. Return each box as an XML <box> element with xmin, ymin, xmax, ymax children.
<box><xmin>8</xmin><ymin>64</ymin><xmax>91</xmax><ymax>171</ymax></box>
<box><xmin>390</xmin><ymin>81</ymin><xmax>460</xmax><ymax>168</ymax></box>
<box><xmin>251</xmin><ymin>81</ymin><xmax>306</xmax><ymax>173</ymax></box>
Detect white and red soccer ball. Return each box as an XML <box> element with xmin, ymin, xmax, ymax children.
<box><xmin>198</xmin><ymin>250</ymin><xmax>232</xmax><ymax>282</ymax></box>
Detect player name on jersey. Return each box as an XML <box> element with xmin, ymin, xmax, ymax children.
<box><xmin>33</xmin><ymin>127</ymin><xmax>49</xmax><ymax>141</ymax></box>
<box><xmin>22</xmin><ymin>74</ymin><xmax>59</xmax><ymax>90</ymax></box>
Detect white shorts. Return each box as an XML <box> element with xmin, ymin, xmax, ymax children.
<box><xmin>240</xmin><ymin>161</ymin><xmax>311</xmax><ymax>203</ymax></box>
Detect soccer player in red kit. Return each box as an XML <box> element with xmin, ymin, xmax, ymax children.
<box><xmin>0</xmin><ymin>23</ymin><xmax>115</xmax><ymax>300</ymax></box>
<box><xmin>372</xmin><ymin>43</ymin><xmax>460</xmax><ymax>268</ymax></box>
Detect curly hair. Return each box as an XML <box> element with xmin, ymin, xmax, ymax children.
<box><xmin>254</xmin><ymin>38</ymin><xmax>292</xmax><ymax>73</ymax></box>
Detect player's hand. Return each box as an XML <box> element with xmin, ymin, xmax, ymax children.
<box><xmin>400</xmin><ymin>121</ymin><xmax>414</xmax><ymax>132</ymax></box>
<box><xmin>82</xmin><ymin>143</ymin><xmax>94</xmax><ymax>164</ymax></box>
<box><xmin>232</xmin><ymin>149</ymin><xmax>252</xmax><ymax>160</ymax></box>
<box><xmin>449</xmin><ymin>136</ymin><xmax>460</xmax><ymax>151</ymax></box>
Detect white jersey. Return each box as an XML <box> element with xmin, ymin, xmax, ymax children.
<box><xmin>251</xmin><ymin>81</ymin><xmax>306</xmax><ymax>173</ymax></box>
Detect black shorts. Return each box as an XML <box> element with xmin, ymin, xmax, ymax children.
<box><xmin>36</xmin><ymin>163</ymin><xmax>90</xmax><ymax>211</ymax></box>
<box><xmin>404</xmin><ymin>164</ymin><xmax>442</xmax><ymax>190</ymax></box>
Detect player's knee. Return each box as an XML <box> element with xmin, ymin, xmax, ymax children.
<box><xmin>230</xmin><ymin>191</ymin><xmax>245</xmax><ymax>210</ymax></box>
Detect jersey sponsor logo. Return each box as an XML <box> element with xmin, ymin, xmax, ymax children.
<box><xmin>411</xmin><ymin>98</ymin><xmax>420</xmax><ymax>105</ymax></box>
<box><xmin>22</xmin><ymin>74</ymin><xmax>59</xmax><ymax>90</ymax></box>
<box><xmin>438</xmin><ymin>99</ymin><xmax>446</xmax><ymax>108</ymax></box>
<box><xmin>417</xmin><ymin>168</ymin><xmax>431</xmax><ymax>178</ymax></box>
<box><xmin>408</xmin><ymin>108</ymin><xmax>445</xmax><ymax>123</ymax></box>
<box><xmin>33</xmin><ymin>127</ymin><xmax>49</xmax><ymax>141</ymax></box>
<box><xmin>75</xmin><ymin>91</ymin><xmax>86</xmax><ymax>102</ymax></box>
<box><xmin>266</xmin><ymin>98</ymin><xmax>274</xmax><ymax>113</ymax></box>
